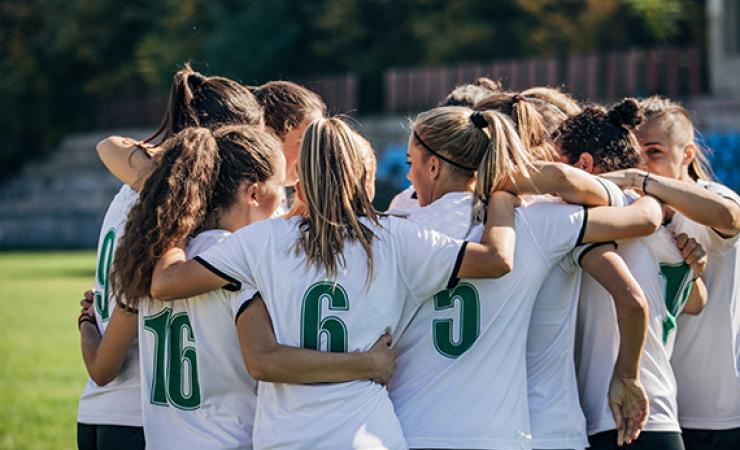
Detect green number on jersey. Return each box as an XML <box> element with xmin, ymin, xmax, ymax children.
<box><xmin>301</xmin><ymin>282</ymin><xmax>349</xmax><ymax>352</ymax></box>
<box><xmin>94</xmin><ymin>228</ymin><xmax>116</xmax><ymax>321</ymax></box>
<box><xmin>144</xmin><ymin>308</ymin><xmax>201</xmax><ymax>410</ymax></box>
<box><xmin>433</xmin><ymin>282</ymin><xmax>480</xmax><ymax>358</ymax></box>
<box><xmin>659</xmin><ymin>262</ymin><xmax>694</xmax><ymax>344</ymax></box>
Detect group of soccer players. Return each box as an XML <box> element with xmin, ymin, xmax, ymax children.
<box><xmin>74</xmin><ymin>65</ymin><xmax>740</xmax><ymax>450</ymax></box>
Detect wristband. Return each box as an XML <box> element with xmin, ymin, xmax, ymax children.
<box><xmin>78</xmin><ymin>314</ymin><xmax>97</xmax><ymax>330</ymax></box>
<box><xmin>642</xmin><ymin>172</ymin><xmax>651</xmax><ymax>195</ymax></box>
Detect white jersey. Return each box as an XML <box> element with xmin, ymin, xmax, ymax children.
<box><xmin>197</xmin><ymin>215</ymin><xmax>466</xmax><ymax>450</ymax></box>
<box><xmin>139</xmin><ymin>230</ymin><xmax>257</xmax><ymax>450</ymax></box>
<box><xmin>390</xmin><ymin>193</ymin><xmax>587</xmax><ymax>449</ymax></box>
<box><xmin>387</xmin><ymin>185</ymin><xmax>420</xmax><ymax>214</ymax></box>
<box><xmin>77</xmin><ymin>185</ymin><xmax>142</xmax><ymax>427</ymax></box>
<box><xmin>576</xmin><ymin>192</ymin><xmax>690</xmax><ymax>435</ymax></box>
<box><xmin>668</xmin><ymin>180</ymin><xmax>740</xmax><ymax>430</ymax></box>
<box><xmin>526</xmin><ymin>178</ymin><xmax>624</xmax><ymax>450</ymax></box>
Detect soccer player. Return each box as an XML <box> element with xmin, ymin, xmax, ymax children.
<box><xmin>82</xmin><ymin>125</ymin><xmax>398</xmax><ymax>449</ymax></box>
<box><xmin>149</xmin><ymin>116</ymin><xmax>527</xmax><ymax>449</ymax></box>
<box><xmin>76</xmin><ymin>64</ymin><xmax>265</xmax><ymax>450</ymax></box>
<box><xmin>563</xmin><ymin>99</ymin><xmax>708</xmax><ymax>450</ymax></box>
<box><xmin>388</xmin><ymin>105</ymin><xmax>651</xmax><ymax>449</ymax></box>
<box><xmin>602</xmin><ymin>96</ymin><xmax>740</xmax><ymax>450</ymax></box>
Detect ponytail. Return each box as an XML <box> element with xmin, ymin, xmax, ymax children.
<box><xmin>145</xmin><ymin>63</ymin><xmax>264</xmax><ymax>145</ymax></box>
<box><xmin>474</xmin><ymin>93</ymin><xmax>557</xmax><ymax>162</ymax></box>
<box><xmin>296</xmin><ymin>117</ymin><xmax>378</xmax><ymax>281</ymax></box>
<box><xmin>112</xmin><ymin>125</ymin><xmax>282</xmax><ymax>307</ymax></box>
<box><xmin>474</xmin><ymin>110</ymin><xmax>533</xmax><ymax>203</ymax></box>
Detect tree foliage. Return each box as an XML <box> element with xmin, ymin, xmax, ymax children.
<box><xmin>0</xmin><ymin>0</ymin><xmax>705</xmax><ymax>175</ymax></box>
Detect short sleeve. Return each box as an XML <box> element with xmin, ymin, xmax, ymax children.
<box><xmin>595</xmin><ymin>177</ymin><xmax>626</xmax><ymax>207</ymax></box>
<box><xmin>520</xmin><ymin>202</ymin><xmax>587</xmax><ymax>266</ymax></box>
<box><xmin>702</xmin><ymin>180</ymin><xmax>740</xmax><ymax>206</ymax></box>
<box><xmin>231</xmin><ymin>290</ymin><xmax>261</xmax><ymax>322</ymax></box>
<box><xmin>389</xmin><ymin>217</ymin><xmax>465</xmax><ymax>302</ymax></box>
<box><xmin>567</xmin><ymin>242</ymin><xmax>618</xmax><ymax>271</ymax></box>
<box><xmin>195</xmin><ymin>224</ymin><xmax>267</xmax><ymax>293</ymax></box>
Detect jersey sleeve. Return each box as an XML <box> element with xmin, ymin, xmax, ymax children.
<box><xmin>595</xmin><ymin>177</ymin><xmax>626</xmax><ymax>207</ymax></box>
<box><xmin>389</xmin><ymin>217</ymin><xmax>466</xmax><ymax>303</ymax></box>
<box><xmin>195</xmin><ymin>223</ymin><xmax>268</xmax><ymax>294</ymax></box>
<box><xmin>521</xmin><ymin>202</ymin><xmax>587</xmax><ymax>266</ymax></box>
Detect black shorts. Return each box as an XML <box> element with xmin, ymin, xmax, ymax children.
<box><xmin>681</xmin><ymin>427</ymin><xmax>740</xmax><ymax>450</ymax></box>
<box><xmin>77</xmin><ymin>423</ymin><xmax>145</xmax><ymax>450</ymax></box>
<box><xmin>588</xmin><ymin>429</ymin><xmax>684</xmax><ymax>450</ymax></box>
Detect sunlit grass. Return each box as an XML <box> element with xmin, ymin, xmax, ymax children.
<box><xmin>0</xmin><ymin>251</ymin><xmax>96</xmax><ymax>450</ymax></box>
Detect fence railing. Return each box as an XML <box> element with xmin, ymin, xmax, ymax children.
<box><xmin>92</xmin><ymin>46</ymin><xmax>705</xmax><ymax>128</ymax></box>
<box><xmin>385</xmin><ymin>46</ymin><xmax>705</xmax><ymax>112</ymax></box>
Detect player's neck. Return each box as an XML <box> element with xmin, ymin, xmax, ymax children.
<box><xmin>430</xmin><ymin>177</ymin><xmax>474</xmax><ymax>203</ymax></box>
<box><xmin>217</xmin><ymin>206</ymin><xmax>249</xmax><ymax>232</ymax></box>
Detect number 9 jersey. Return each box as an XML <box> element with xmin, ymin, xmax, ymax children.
<box><xmin>77</xmin><ymin>185</ymin><xmax>142</xmax><ymax>428</ymax></box>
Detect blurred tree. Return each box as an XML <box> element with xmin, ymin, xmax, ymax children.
<box><xmin>0</xmin><ymin>0</ymin><xmax>706</xmax><ymax>177</ymax></box>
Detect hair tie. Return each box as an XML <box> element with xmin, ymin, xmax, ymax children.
<box><xmin>189</xmin><ymin>72</ymin><xmax>207</xmax><ymax>88</ymax></box>
<box><xmin>470</xmin><ymin>112</ymin><xmax>488</xmax><ymax>129</ymax></box>
<box><xmin>512</xmin><ymin>94</ymin><xmax>525</xmax><ymax>104</ymax></box>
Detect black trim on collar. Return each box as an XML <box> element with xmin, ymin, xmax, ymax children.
<box><xmin>194</xmin><ymin>256</ymin><xmax>242</xmax><ymax>291</ymax></box>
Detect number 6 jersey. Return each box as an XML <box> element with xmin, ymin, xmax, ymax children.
<box><xmin>139</xmin><ymin>230</ymin><xmax>258</xmax><ymax>450</ymax></box>
<box><xmin>196</xmin><ymin>215</ymin><xmax>466</xmax><ymax>450</ymax></box>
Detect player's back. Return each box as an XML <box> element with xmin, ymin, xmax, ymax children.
<box><xmin>390</xmin><ymin>193</ymin><xmax>587</xmax><ymax>449</ymax></box>
<box><xmin>78</xmin><ymin>185</ymin><xmax>141</xmax><ymax>428</ymax></box>
<box><xmin>196</xmin><ymin>214</ymin><xmax>466</xmax><ymax>450</ymax></box>
<box><xmin>139</xmin><ymin>230</ymin><xmax>257</xmax><ymax>450</ymax></box>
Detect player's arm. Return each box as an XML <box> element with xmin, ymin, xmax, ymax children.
<box><xmin>674</xmin><ymin>232</ymin><xmax>708</xmax><ymax>315</ymax></box>
<box><xmin>78</xmin><ymin>291</ymin><xmax>138</xmax><ymax>386</ymax></box>
<box><xmin>237</xmin><ymin>295</ymin><xmax>395</xmax><ymax>384</ymax></box>
<box><xmin>581</xmin><ymin>246</ymin><xmax>649</xmax><ymax>446</ymax></box>
<box><xmin>457</xmin><ymin>191</ymin><xmax>519</xmax><ymax>279</ymax></box>
<box><xmin>602</xmin><ymin>169</ymin><xmax>740</xmax><ymax>236</ymax></box>
<box><xmin>150</xmin><ymin>246</ymin><xmax>227</xmax><ymax>300</ymax></box>
<box><xmin>96</xmin><ymin>136</ymin><xmax>157</xmax><ymax>191</ymax></box>
<box><xmin>581</xmin><ymin>195</ymin><xmax>663</xmax><ymax>244</ymax></box>
<box><xmin>499</xmin><ymin>162</ymin><xmax>610</xmax><ymax>207</ymax></box>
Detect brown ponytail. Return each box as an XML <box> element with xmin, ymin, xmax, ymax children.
<box><xmin>145</xmin><ymin>64</ymin><xmax>264</xmax><ymax>145</ymax></box>
<box><xmin>111</xmin><ymin>126</ymin><xmax>282</xmax><ymax>307</ymax></box>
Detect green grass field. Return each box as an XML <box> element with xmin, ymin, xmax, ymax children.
<box><xmin>0</xmin><ymin>251</ymin><xmax>96</xmax><ymax>450</ymax></box>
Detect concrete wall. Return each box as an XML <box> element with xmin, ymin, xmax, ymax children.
<box><xmin>0</xmin><ymin>121</ymin><xmax>410</xmax><ymax>249</ymax></box>
<box><xmin>708</xmin><ymin>0</ymin><xmax>740</xmax><ymax>98</ymax></box>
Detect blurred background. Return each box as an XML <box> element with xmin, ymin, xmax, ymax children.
<box><xmin>0</xmin><ymin>0</ymin><xmax>739</xmax><ymax>249</ymax></box>
<box><xmin>1</xmin><ymin>2</ymin><xmax>740</xmax><ymax>449</ymax></box>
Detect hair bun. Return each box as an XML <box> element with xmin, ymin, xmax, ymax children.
<box><xmin>607</xmin><ymin>98</ymin><xmax>642</xmax><ymax>129</ymax></box>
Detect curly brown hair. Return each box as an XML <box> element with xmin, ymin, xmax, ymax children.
<box><xmin>146</xmin><ymin>64</ymin><xmax>264</xmax><ymax>144</ymax></box>
<box><xmin>111</xmin><ymin>125</ymin><xmax>283</xmax><ymax>307</ymax></box>
<box><xmin>555</xmin><ymin>98</ymin><xmax>644</xmax><ymax>172</ymax></box>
